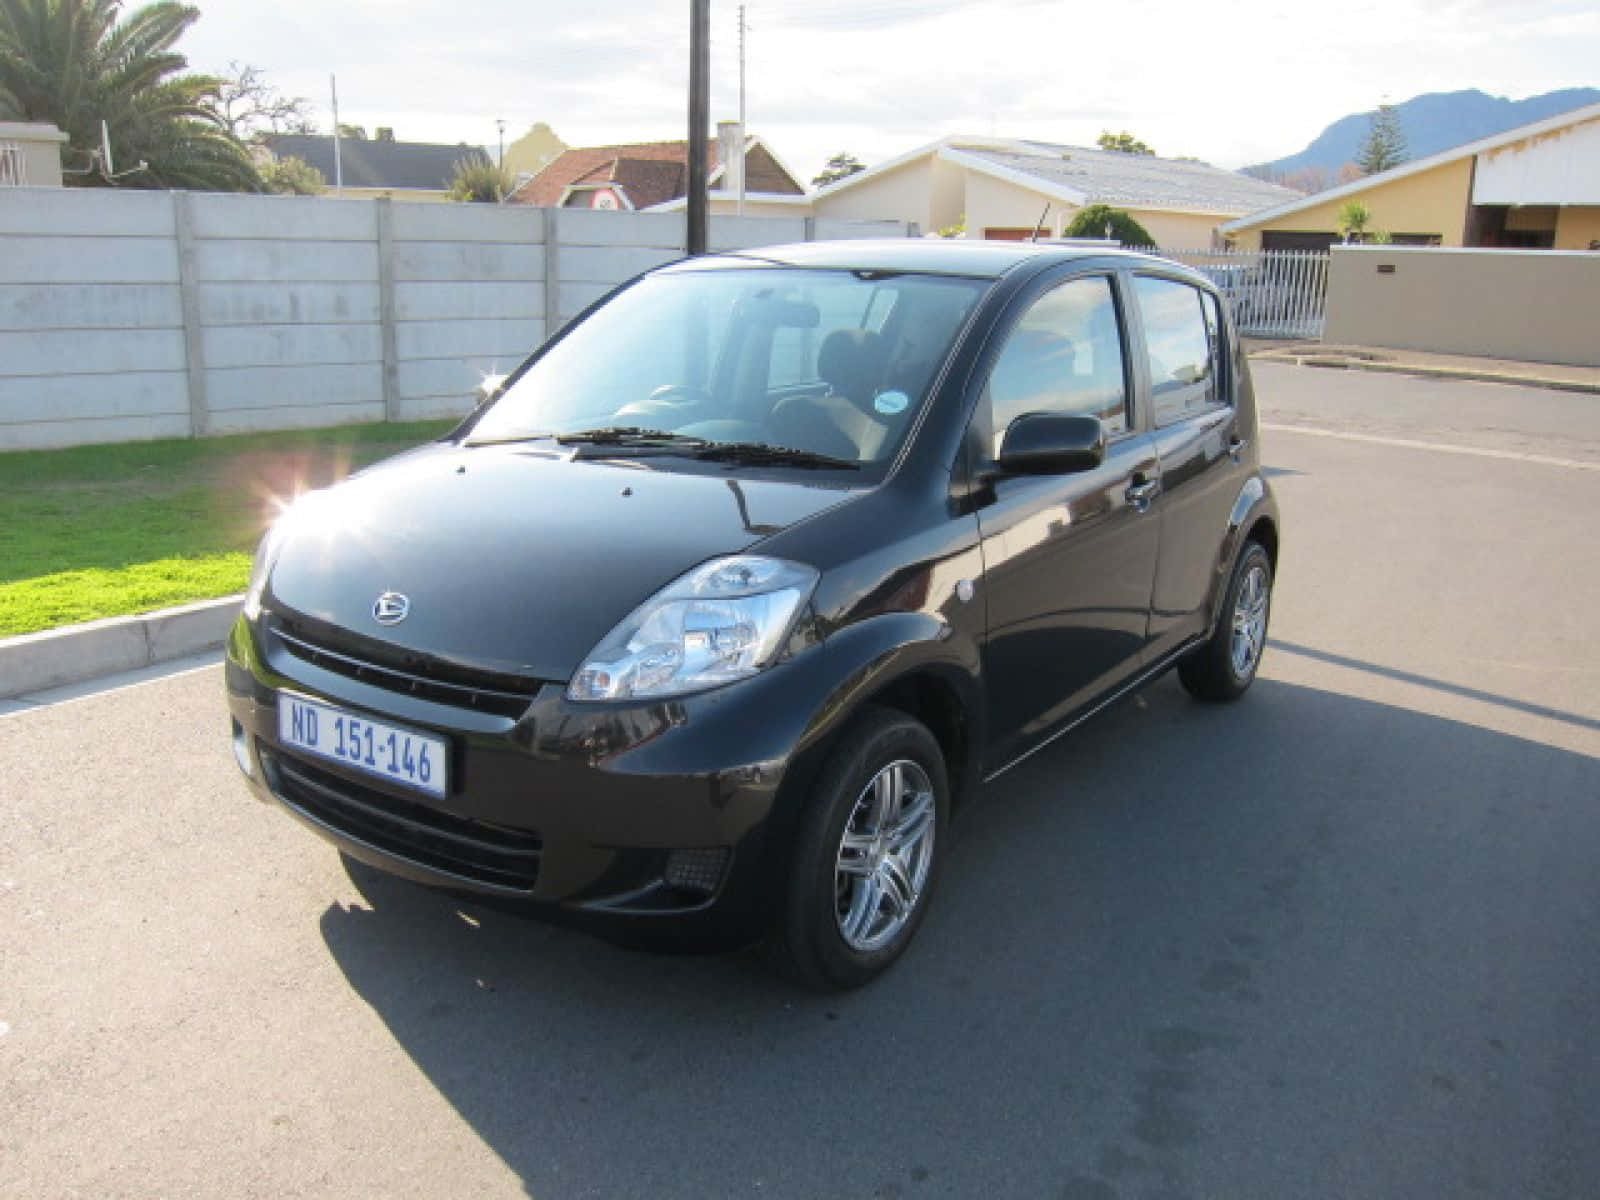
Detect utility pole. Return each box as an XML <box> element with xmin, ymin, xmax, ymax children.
<box><xmin>686</xmin><ymin>0</ymin><xmax>709</xmax><ymax>255</ymax></box>
<box><xmin>330</xmin><ymin>74</ymin><xmax>343</xmax><ymax>195</ymax></box>
<box><xmin>737</xmin><ymin>3</ymin><xmax>747</xmax><ymax>216</ymax></box>
<box><xmin>496</xmin><ymin>118</ymin><xmax>506</xmax><ymax>169</ymax></box>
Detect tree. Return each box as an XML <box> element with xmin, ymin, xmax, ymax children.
<box><xmin>213</xmin><ymin>61</ymin><xmax>315</xmax><ymax>140</ymax></box>
<box><xmin>1337</xmin><ymin>200</ymin><xmax>1372</xmax><ymax>242</ymax></box>
<box><xmin>812</xmin><ymin>151</ymin><xmax>865</xmax><ymax>188</ymax></box>
<box><xmin>260</xmin><ymin>154</ymin><xmax>324</xmax><ymax>195</ymax></box>
<box><xmin>1280</xmin><ymin>165</ymin><xmax>1333</xmax><ymax>194</ymax></box>
<box><xmin>1097</xmin><ymin>131</ymin><xmax>1155</xmax><ymax>156</ymax></box>
<box><xmin>0</xmin><ymin>0</ymin><xmax>259</xmax><ymax>191</ymax></box>
<box><xmin>447</xmin><ymin>157</ymin><xmax>512</xmax><ymax>203</ymax></box>
<box><xmin>337</xmin><ymin>123</ymin><xmax>367</xmax><ymax>140</ymax></box>
<box><xmin>1062</xmin><ymin>204</ymin><xmax>1154</xmax><ymax>246</ymax></box>
<box><xmin>1356</xmin><ymin>104</ymin><xmax>1408</xmax><ymax>175</ymax></box>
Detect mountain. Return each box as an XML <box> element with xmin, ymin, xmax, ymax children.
<box><xmin>1245</xmin><ymin>88</ymin><xmax>1600</xmax><ymax>181</ymax></box>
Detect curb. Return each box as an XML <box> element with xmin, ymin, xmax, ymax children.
<box><xmin>1250</xmin><ymin>352</ymin><xmax>1600</xmax><ymax>395</ymax></box>
<box><xmin>0</xmin><ymin>594</ymin><xmax>242</xmax><ymax>700</ymax></box>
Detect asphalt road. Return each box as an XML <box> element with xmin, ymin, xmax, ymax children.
<box><xmin>4</xmin><ymin>362</ymin><xmax>1598</xmax><ymax>1199</ymax></box>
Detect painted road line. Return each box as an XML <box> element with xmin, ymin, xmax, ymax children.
<box><xmin>1261</xmin><ymin>423</ymin><xmax>1600</xmax><ymax>472</ymax></box>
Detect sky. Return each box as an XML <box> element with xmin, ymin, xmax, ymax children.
<box><xmin>179</xmin><ymin>0</ymin><xmax>1600</xmax><ymax>181</ymax></box>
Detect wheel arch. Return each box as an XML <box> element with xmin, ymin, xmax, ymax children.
<box><xmin>782</xmin><ymin>614</ymin><xmax>985</xmax><ymax>820</ymax></box>
<box><xmin>1205</xmin><ymin>473</ymin><xmax>1280</xmax><ymax>633</ymax></box>
<box><xmin>1246</xmin><ymin>512</ymin><xmax>1279</xmax><ymax>572</ymax></box>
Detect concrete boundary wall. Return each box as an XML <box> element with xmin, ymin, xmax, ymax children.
<box><xmin>1323</xmin><ymin>245</ymin><xmax>1600</xmax><ymax>367</ymax></box>
<box><xmin>0</xmin><ymin>190</ymin><xmax>909</xmax><ymax>450</ymax></box>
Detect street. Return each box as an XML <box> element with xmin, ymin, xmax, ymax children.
<box><xmin>4</xmin><ymin>361</ymin><xmax>1598</xmax><ymax>1199</ymax></box>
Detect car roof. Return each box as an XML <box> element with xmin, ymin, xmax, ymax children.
<box><xmin>657</xmin><ymin>238</ymin><xmax>1172</xmax><ymax>281</ymax></box>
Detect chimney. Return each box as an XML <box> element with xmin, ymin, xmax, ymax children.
<box><xmin>716</xmin><ymin>120</ymin><xmax>744</xmax><ymax>199</ymax></box>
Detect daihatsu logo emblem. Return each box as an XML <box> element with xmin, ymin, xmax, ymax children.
<box><xmin>373</xmin><ymin>592</ymin><xmax>410</xmax><ymax>625</ymax></box>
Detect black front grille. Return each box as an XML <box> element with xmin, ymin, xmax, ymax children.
<box><xmin>269</xmin><ymin>616</ymin><xmax>539</xmax><ymax>719</ymax></box>
<box><xmin>263</xmin><ymin>749</ymin><xmax>541</xmax><ymax>893</ymax></box>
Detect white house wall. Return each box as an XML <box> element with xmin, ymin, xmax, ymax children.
<box><xmin>1123</xmin><ymin>209</ymin><xmax>1224</xmax><ymax>249</ymax></box>
<box><xmin>929</xmin><ymin>156</ymin><xmax>966</xmax><ymax>233</ymax></box>
<box><xmin>812</xmin><ymin>160</ymin><xmax>936</xmax><ymax>231</ymax></box>
<box><xmin>963</xmin><ymin>171</ymin><xmax>1066</xmax><ymax>236</ymax></box>
<box><xmin>1472</xmin><ymin>115</ymin><xmax>1600</xmax><ymax>206</ymax></box>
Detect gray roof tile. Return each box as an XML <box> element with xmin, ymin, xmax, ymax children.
<box><xmin>957</xmin><ymin>142</ymin><xmax>1300</xmax><ymax>215</ymax></box>
<box><xmin>262</xmin><ymin>135</ymin><xmax>489</xmax><ymax>192</ymax></box>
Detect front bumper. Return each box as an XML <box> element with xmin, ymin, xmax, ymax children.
<box><xmin>225</xmin><ymin>613</ymin><xmax>825</xmax><ymax>950</ymax></box>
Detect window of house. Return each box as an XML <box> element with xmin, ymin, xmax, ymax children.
<box><xmin>982</xmin><ymin>275</ymin><xmax>1128</xmax><ymax>456</ymax></box>
<box><xmin>1134</xmin><ymin>275</ymin><xmax>1218</xmax><ymax>426</ymax></box>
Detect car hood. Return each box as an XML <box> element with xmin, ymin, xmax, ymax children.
<box><xmin>264</xmin><ymin>442</ymin><xmax>857</xmax><ymax>682</ymax></box>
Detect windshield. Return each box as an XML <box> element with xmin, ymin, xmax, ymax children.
<box><xmin>466</xmin><ymin>266</ymin><xmax>986</xmax><ymax>473</ymax></box>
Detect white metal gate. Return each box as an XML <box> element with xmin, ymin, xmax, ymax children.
<box><xmin>1153</xmin><ymin>248</ymin><xmax>1329</xmax><ymax>339</ymax></box>
<box><xmin>0</xmin><ymin>142</ymin><xmax>27</xmax><ymax>187</ymax></box>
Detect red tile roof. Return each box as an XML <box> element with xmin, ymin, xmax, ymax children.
<box><xmin>512</xmin><ymin>141</ymin><xmax>716</xmax><ymax>207</ymax></box>
<box><xmin>510</xmin><ymin>138</ymin><xmax>804</xmax><ymax>208</ymax></box>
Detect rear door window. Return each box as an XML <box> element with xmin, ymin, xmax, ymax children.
<box><xmin>1133</xmin><ymin>276</ymin><xmax>1220</xmax><ymax>426</ymax></box>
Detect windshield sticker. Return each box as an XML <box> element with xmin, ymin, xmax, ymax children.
<box><xmin>874</xmin><ymin>390</ymin><xmax>910</xmax><ymax>416</ymax></box>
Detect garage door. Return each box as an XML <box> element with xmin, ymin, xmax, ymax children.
<box><xmin>1261</xmin><ymin>230</ymin><xmax>1338</xmax><ymax>252</ymax></box>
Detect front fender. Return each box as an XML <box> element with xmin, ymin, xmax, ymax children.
<box><xmin>781</xmin><ymin>612</ymin><xmax>985</xmax><ymax>804</ymax></box>
<box><xmin>812</xmin><ymin>612</ymin><xmax>983</xmax><ymax>740</ymax></box>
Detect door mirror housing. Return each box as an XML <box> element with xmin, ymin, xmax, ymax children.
<box><xmin>991</xmin><ymin>413</ymin><xmax>1105</xmax><ymax>476</ymax></box>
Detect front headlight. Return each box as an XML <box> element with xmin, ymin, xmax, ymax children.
<box><xmin>568</xmin><ymin>555</ymin><xmax>819</xmax><ymax>701</ymax></box>
<box><xmin>241</xmin><ymin>520</ymin><xmax>285</xmax><ymax>621</ymax></box>
<box><xmin>242</xmin><ymin>490</ymin><xmax>326</xmax><ymax>621</ymax></box>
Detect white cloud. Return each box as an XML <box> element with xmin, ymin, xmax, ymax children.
<box><xmin>180</xmin><ymin>0</ymin><xmax>1599</xmax><ymax>179</ymax></box>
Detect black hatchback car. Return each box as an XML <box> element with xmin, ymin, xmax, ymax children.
<box><xmin>226</xmin><ymin>240</ymin><xmax>1279</xmax><ymax>988</ymax></box>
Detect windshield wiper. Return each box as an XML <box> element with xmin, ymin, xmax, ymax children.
<box><xmin>691</xmin><ymin>441</ymin><xmax>861</xmax><ymax>470</ymax></box>
<box><xmin>464</xmin><ymin>431</ymin><xmax>560</xmax><ymax>447</ymax></box>
<box><xmin>554</xmin><ymin>427</ymin><xmax>712</xmax><ymax>457</ymax></box>
<box><xmin>556</xmin><ymin>426</ymin><xmax>707</xmax><ymax>445</ymax></box>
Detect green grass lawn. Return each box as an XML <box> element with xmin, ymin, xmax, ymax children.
<box><xmin>0</xmin><ymin>420</ymin><xmax>456</xmax><ymax>638</ymax></box>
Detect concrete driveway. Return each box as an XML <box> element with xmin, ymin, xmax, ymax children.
<box><xmin>4</xmin><ymin>362</ymin><xmax>1597</xmax><ymax>1198</ymax></box>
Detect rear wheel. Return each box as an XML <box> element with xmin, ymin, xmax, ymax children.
<box><xmin>774</xmin><ymin>707</ymin><xmax>948</xmax><ymax>990</ymax></box>
<box><xmin>1178</xmin><ymin>540</ymin><xmax>1272</xmax><ymax>702</ymax></box>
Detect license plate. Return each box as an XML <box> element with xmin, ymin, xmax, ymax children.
<box><xmin>277</xmin><ymin>694</ymin><xmax>448</xmax><ymax>799</ymax></box>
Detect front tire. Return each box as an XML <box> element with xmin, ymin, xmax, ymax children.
<box><xmin>1179</xmin><ymin>540</ymin><xmax>1272</xmax><ymax>702</ymax></box>
<box><xmin>774</xmin><ymin>707</ymin><xmax>949</xmax><ymax>990</ymax></box>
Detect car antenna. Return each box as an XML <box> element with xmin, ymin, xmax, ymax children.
<box><xmin>1028</xmin><ymin>203</ymin><xmax>1050</xmax><ymax>242</ymax></box>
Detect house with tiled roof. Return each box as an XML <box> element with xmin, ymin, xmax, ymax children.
<box><xmin>259</xmin><ymin>131</ymin><xmax>490</xmax><ymax>202</ymax></box>
<box><xmin>810</xmin><ymin>135</ymin><xmax>1300</xmax><ymax>246</ymax></box>
<box><xmin>509</xmin><ymin>123</ymin><xmax>808</xmax><ymax>216</ymax></box>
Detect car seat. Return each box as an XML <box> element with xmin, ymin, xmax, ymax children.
<box><xmin>769</xmin><ymin>329</ymin><xmax>893</xmax><ymax>462</ymax></box>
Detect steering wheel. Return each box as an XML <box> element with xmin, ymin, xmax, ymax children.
<box><xmin>646</xmin><ymin>384</ymin><xmax>712</xmax><ymax>407</ymax></box>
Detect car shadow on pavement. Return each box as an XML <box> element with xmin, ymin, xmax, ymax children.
<box><xmin>318</xmin><ymin>673</ymin><xmax>1600</xmax><ymax>1200</ymax></box>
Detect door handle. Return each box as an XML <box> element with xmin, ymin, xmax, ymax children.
<box><xmin>1228</xmin><ymin>436</ymin><xmax>1249</xmax><ymax>463</ymax></box>
<box><xmin>1126</xmin><ymin>476</ymin><xmax>1160</xmax><ymax>512</ymax></box>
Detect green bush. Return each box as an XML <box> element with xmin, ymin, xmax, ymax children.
<box><xmin>1062</xmin><ymin>204</ymin><xmax>1155</xmax><ymax>247</ymax></box>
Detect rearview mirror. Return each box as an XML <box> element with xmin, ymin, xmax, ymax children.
<box><xmin>992</xmin><ymin>413</ymin><xmax>1105</xmax><ymax>476</ymax></box>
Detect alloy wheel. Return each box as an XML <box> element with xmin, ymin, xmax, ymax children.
<box><xmin>1230</xmin><ymin>562</ymin><xmax>1270</xmax><ymax>680</ymax></box>
<box><xmin>834</xmin><ymin>759</ymin><xmax>936</xmax><ymax>952</ymax></box>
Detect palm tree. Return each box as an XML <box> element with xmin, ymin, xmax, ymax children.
<box><xmin>0</xmin><ymin>0</ymin><xmax>259</xmax><ymax>190</ymax></box>
<box><xmin>446</xmin><ymin>157</ymin><xmax>512</xmax><ymax>203</ymax></box>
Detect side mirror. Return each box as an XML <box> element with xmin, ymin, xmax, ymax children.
<box><xmin>992</xmin><ymin>412</ymin><xmax>1105</xmax><ymax>476</ymax></box>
